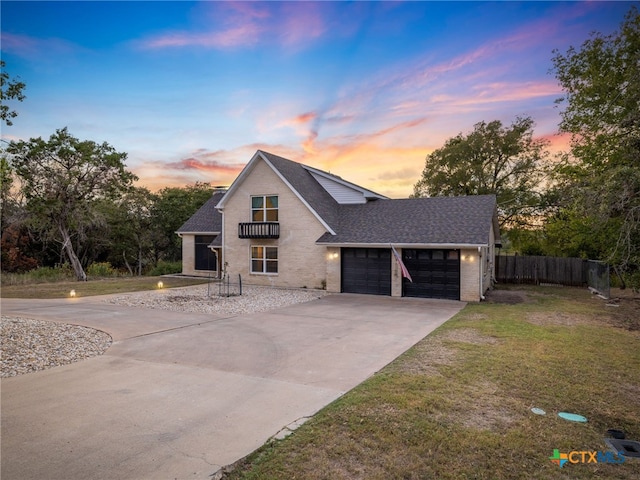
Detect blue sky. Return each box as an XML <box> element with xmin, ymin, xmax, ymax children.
<box><xmin>1</xmin><ymin>1</ymin><xmax>634</xmax><ymax>197</ymax></box>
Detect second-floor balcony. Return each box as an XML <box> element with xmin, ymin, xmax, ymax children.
<box><xmin>238</xmin><ymin>222</ymin><xmax>280</xmax><ymax>239</ymax></box>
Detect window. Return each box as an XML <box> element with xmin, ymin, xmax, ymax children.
<box><xmin>195</xmin><ymin>235</ymin><xmax>217</xmax><ymax>271</ymax></box>
<box><xmin>251</xmin><ymin>246</ymin><xmax>278</xmax><ymax>274</ymax></box>
<box><xmin>251</xmin><ymin>195</ymin><xmax>278</xmax><ymax>222</ymax></box>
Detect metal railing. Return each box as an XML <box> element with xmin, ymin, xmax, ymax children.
<box><xmin>238</xmin><ymin>222</ymin><xmax>280</xmax><ymax>239</ymax></box>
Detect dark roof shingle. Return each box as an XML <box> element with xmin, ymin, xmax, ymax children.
<box><xmin>316</xmin><ymin>195</ymin><xmax>498</xmax><ymax>245</ymax></box>
<box><xmin>176</xmin><ymin>190</ymin><xmax>225</xmax><ymax>234</ymax></box>
<box><xmin>259</xmin><ymin>151</ymin><xmax>340</xmax><ymax>231</ymax></box>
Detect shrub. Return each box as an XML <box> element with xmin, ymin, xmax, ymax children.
<box><xmin>146</xmin><ymin>261</ymin><xmax>182</xmax><ymax>276</ymax></box>
<box><xmin>87</xmin><ymin>262</ymin><xmax>117</xmax><ymax>278</ymax></box>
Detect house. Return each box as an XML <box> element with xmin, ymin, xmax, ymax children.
<box><xmin>176</xmin><ymin>188</ymin><xmax>226</xmax><ymax>277</ymax></box>
<box><xmin>180</xmin><ymin>150</ymin><xmax>501</xmax><ymax>301</ymax></box>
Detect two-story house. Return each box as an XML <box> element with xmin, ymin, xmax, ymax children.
<box><xmin>179</xmin><ymin>150</ymin><xmax>501</xmax><ymax>302</ymax></box>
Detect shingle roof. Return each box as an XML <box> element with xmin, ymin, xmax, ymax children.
<box><xmin>316</xmin><ymin>195</ymin><xmax>498</xmax><ymax>246</ymax></box>
<box><xmin>176</xmin><ymin>190</ymin><xmax>225</xmax><ymax>234</ymax></box>
<box><xmin>210</xmin><ymin>150</ymin><xmax>499</xmax><ymax>247</ymax></box>
<box><xmin>258</xmin><ymin>151</ymin><xmax>341</xmax><ymax>232</ymax></box>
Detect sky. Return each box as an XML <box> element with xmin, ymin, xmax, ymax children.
<box><xmin>0</xmin><ymin>1</ymin><xmax>635</xmax><ymax>198</ymax></box>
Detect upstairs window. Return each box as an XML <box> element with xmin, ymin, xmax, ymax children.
<box><xmin>252</xmin><ymin>195</ymin><xmax>278</xmax><ymax>222</ymax></box>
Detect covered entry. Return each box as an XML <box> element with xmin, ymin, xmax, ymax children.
<box><xmin>341</xmin><ymin>248</ymin><xmax>391</xmax><ymax>295</ymax></box>
<box><xmin>402</xmin><ymin>249</ymin><xmax>460</xmax><ymax>300</ymax></box>
<box><xmin>194</xmin><ymin>235</ymin><xmax>218</xmax><ymax>272</ymax></box>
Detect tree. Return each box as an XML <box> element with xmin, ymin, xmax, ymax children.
<box><xmin>412</xmin><ymin>116</ymin><xmax>551</xmax><ymax>227</ymax></box>
<box><xmin>550</xmin><ymin>6</ymin><xmax>639</xmax><ymax>284</ymax></box>
<box><xmin>99</xmin><ymin>187</ymin><xmax>156</xmax><ymax>275</ymax></box>
<box><xmin>7</xmin><ymin>128</ymin><xmax>137</xmax><ymax>280</ymax></box>
<box><xmin>149</xmin><ymin>183</ymin><xmax>214</xmax><ymax>263</ymax></box>
<box><xmin>1</xmin><ymin>60</ymin><xmax>26</xmax><ymax>126</ymax></box>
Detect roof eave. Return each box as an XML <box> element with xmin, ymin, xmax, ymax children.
<box><xmin>315</xmin><ymin>241</ymin><xmax>492</xmax><ymax>248</ymax></box>
<box><xmin>175</xmin><ymin>231</ymin><xmax>221</xmax><ymax>236</ymax></box>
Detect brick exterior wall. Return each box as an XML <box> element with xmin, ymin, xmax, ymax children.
<box><xmin>325</xmin><ymin>246</ymin><xmax>340</xmax><ymax>293</ymax></box>
<box><xmin>222</xmin><ymin>159</ymin><xmax>329</xmax><ymax>289</ymax></box>
<box><xmin>181</xmin><ymin>235</ymin><xmax>196</xmax><ymax>275</ymax></box>
<box><xmin>459</xmin><ymin>223</ymin><xmax>497</xmax><ymax>302</ymax></box>
<box><xmin>459</xmin><ymin>248</ymin><xmax>480</xmax><ymax>302</ymax></box>
<box><xmin>391</xmin><ymin>251</ymin><xmax>402</xmax><ymax>297</ymax></box>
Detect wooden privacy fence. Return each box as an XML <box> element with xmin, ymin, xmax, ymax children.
<box><xmin>495</xmin><ymin>255</ymin><xmax>588</xmax><ymax>286</ymax></box>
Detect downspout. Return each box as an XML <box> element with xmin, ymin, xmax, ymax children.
<box><xmin>478</xmin><ymin>246</ymin><xmax>485</xmax><ymax>301</ymax></box>
<box><xmin>219</xmin><ymin>208</ymin><xmax>225</xmax><ymax>280</ymax></box>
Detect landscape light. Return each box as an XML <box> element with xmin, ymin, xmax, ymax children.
<box><xmin>69</xmin><ymin>289</ymin><xmax>76</xmax><ymax>297</ymax></box>
<box><xmin>157</xmin><ymin>281</ymin><xmax>164</xmax><ymax>289</ymax></box>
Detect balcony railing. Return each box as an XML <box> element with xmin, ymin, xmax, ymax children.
<box><xmin>238</xmin><ymin>222</ymin><xmax>280</xmax><ymax>239</ymax></box>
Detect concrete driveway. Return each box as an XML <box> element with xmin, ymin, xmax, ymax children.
<box><xmin>1</xmin><ymin>293</ymin><xmax>463</xmax><ymax>480</ymax></box>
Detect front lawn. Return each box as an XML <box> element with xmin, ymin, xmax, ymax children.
<box><xmin>222</xmin><ymin>286</ymin><xmax>640</xmax><ymax>479</ymax></box>
<box><xmin>0</xmin><ymin>276</ymin><xmax>210</xmax><ymax>298</ymax></box>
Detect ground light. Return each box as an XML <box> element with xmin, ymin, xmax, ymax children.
<box><xmin>157</xmin><ymin>281</ymin><xmax>164</xmax><ymax>289</ymax></box>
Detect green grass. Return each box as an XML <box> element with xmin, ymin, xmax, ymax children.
<box><xmin>223</xmin><ymin>286</ymin><xmax>640</xmax><ymax>480</ymax></box>
<box><xmin>0</xmin><ymin>275</ymin><xmax>210</xmax><ymax>298</ymax></box>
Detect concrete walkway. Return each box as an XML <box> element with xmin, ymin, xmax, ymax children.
<box><xmin>1</xmin><ymin>293</ymin><xmax>463</xmax><ymax>480</ymax></box>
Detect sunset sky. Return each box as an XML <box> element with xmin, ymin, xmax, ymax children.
<box><xmin>1</xmin><ymin>1</ymin><xmax>634</xmax><ymax>198</ymax></box>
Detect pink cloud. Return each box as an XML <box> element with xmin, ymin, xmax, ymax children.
<box><xmin>139</xmin><ymin>24</ymin><xmax>264</xmax><ymax>49</ymax></box>
<box><xmin>292</xmin><ymin>111</ymin><xmax>317</xmax><ymax>125</ymax></box>
<box><xmin>165</xmin><ymin>150</ymin><xmax>246</xmax><ymax>174</ymax></box>
<box><xmin>279</xmin><ymin>2</ymin><xmax>328</xmax><ymax>47</ymax></box>
<box><xmin>0</xmin><ymin>32</ymin><xmax>81</xmax><ymax>59</ymax></box>
<box><xmin>137</xmin><ymin>2</ymin><xmax>337</xmax><ymax>51</ymax></box>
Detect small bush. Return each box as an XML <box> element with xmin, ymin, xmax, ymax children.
<box><xmin>146</xmin><ymin>261</ymin><xmax>182</xmax><ymax>276</ymax></box>
<box><xmin>87</xmin><ymin>262</ymin><xmax>118</xmax><ymax>278</ymax></box>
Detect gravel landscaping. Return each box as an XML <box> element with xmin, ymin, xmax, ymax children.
<box><xmin>104</xmin><ymin>284</ymin><xmax>326</xmax><ymax>315</ymax></box>
<box><xmin>1</xmin><ymin>285</ymin><xmax>326</xmax><ymax>378</ymax></box>
<box><xmin>1</xmin><ymin>317</ymin><xmax>112</xmax><ymax>378</ymax></box>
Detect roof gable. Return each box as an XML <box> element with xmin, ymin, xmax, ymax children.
<box><xmin>217</xmin><ymin>150</ymin><xmax>340</xmax><ymax>234</ymax></box>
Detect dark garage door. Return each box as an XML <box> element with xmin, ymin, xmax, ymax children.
<box><xmin>341</xmin><ymin>248</ymin><xmax>391</xmax><ymax>295</ymax></box>
<box><xmin>402</xmin><ymin>249</ymin><xmax>460</xmax><ymax>300</ymax></box>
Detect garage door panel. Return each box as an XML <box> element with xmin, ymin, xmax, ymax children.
<box><xmin>402</xmin><ymin>249</ymin><xmax>460</xmax><ymax>300</ymax></box>
<box><xmin>341</xmin><ymin>248</ymin><xmax>391</xmax><ymax>296</ymax></box>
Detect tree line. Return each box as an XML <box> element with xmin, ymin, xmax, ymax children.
<box><xmin>1</xmin><ymin>131</ymin><xmax>214</xmax><ymax>280</ymax></box>
<box><xmin>1</xmin><ymin>8</ymin><xmax>638</xmax><ymax>287</ymax></box>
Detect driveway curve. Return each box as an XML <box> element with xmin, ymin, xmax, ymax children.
<box><xmin>1</xmin><ymin>293</ymin><xmax>463</xmax><ymax>480</ymax></box>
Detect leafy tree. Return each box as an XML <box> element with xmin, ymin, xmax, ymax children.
<box><xmin>149</xmin><ymin>183</ymin><xmax>214</xmax><ymax>263</ymax></box>
<box><xmin>550</xmin><ymin>6</ymin><xmax>639</xmax><ymax>284</ymax></box>
<box><xmin>7</xmin><ymin>128</ymin><xmax>137</xmax><ymax>280</ymax></box>
<box><xmin>412</xmin><ymin>116</ymin><xmax>551</xmax><ymax>227</ymax></box>
<box><xmin>1</xmin><ymin>155</ymin><xmax>17</xmax><ymax>228</ymax></box>
<box><xmin>0</xmin><ymin>60</ymin><xmax>26</xmax><ymax>126</ymax></box>
<box><xmin>99</xmin><ymin>187</ymin><xmax>156</xmax><ymax>275</ymax></box>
